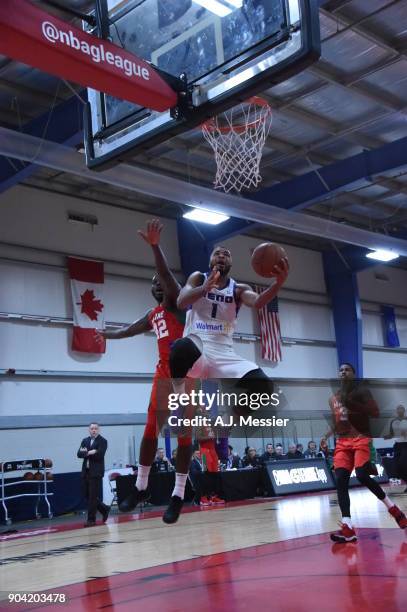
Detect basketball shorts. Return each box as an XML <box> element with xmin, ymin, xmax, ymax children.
<box><xmin>333</xmin><ymin>436</ymin><xmax>371</xmax><ymax>472</ymax></box>
<box><xmin>186</xmin><ymin>336</ymin><xmax>258</xmax><ymax>379</ymax></box>
<box><xmin>145</xmin><ymin>362</ymin><xmax>194</xmax><ymax>443</ymax></box>
<box><xmin>200</xmin><ymin>440</ymin><xmax>219</xmax><ymax>473</ymax></box>
<box><xmin>145</xmin><ymin>361</ymin><xmax>172</xmax><ymax>436</ymax></box>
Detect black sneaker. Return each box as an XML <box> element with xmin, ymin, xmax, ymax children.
<box><xmin>163</xmin><ymin>495</ymin><xmax>184</xmax><ymax>524</ymax></box>
<box><xmin>119</xmin><ymin>488</ymin><xmax>151</xmax><ymax>512</ymax></box>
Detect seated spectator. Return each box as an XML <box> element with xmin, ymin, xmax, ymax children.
<box><xmin>189</xmin><ymin>449</ymin><xmax>202</xmax><ymax>504</ymax></box>
<box><xmin>225</xmin><ymin>445</ymin><xmax>241</xmax><ymax>469</ymax></box>
<box><xmin>260</xmin><ymin>443</ymin><xmax>276</xmax><ymax>464</ymax></box>
<box><xmin>304</xmin><ymin>441</ymin><xmax>318</xmax><ymax>459</ymax></box>
<box><xmin>274</xmin><ymin>443</ymin><xmax>285</xmax><ymax>460</ymax></box>
<box><xmin>151</xmin><ymin>448</ymin><xmax>171</xmax><ymax>473</ymax></box>
<box><xmin>189</xmin><ymin>449</ymin><xmax>202</xmax><ymax>477</ymax></box>
<box><xmin>317</xmin><ymin>438</ymin><xmax>333</xmax><ymax>466</ymax></box>
<box><xmin>242</xmin><ymin>447</ymin><xmax>261</xmax><ymax>468</ymax></box>
<box><xmin>296</xmin><ymin>443</ymin><xmax>304</xmax><ymax>455</ymax></box>
<box><xmin>189</xmin><ymin>449</ymin><xmax>224</xmax><ymax>506</ymax></box>
<box><xmin>284</xmin><ymin>443</ymin><xmax>303</xmax><ymax>459</ymax></box>
<box><xmin>170</xmin><ymin>448</ymin><xmax>177</xmax><ymax>468</ymax></box>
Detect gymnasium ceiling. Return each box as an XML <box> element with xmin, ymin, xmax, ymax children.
<box><xmin>1</xmin><ymin>0</ymin><xmax>407</xmax><ymax>257</ymax></box>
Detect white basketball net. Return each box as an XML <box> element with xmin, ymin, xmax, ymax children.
<box><xmin>202</xmin><ymin>98</ymin><xmax>272</xmax><ymax>193</ymax></box>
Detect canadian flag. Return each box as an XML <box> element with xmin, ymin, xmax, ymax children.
<box><xmin>67</xmin><ymin>257</ymin><xmax>106</xmax><ymax>354</ymax></box>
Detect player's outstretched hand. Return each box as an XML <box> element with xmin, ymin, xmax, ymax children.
<box><xmin>138</xmin><ymin>218</ymin><xmax>163</xmax><ymax>246</ymax></box>
<box><xmin>272</xmin><ymin>257</ymin><xmax>289</xmax><ymax>286</ymax></box>
<box><xmin>203</xmin><ymin>268</ymin><xmax>220</xmax><ymax>292</ymax></box>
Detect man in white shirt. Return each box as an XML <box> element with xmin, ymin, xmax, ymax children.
<box><xmin>385</xmin><ymin>405</ymin><xmax>407</xmax><ymax>491</ymax></box>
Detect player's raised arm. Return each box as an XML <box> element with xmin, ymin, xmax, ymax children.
<box><xmin>237</xmin><ymin>258</ymin><xmax>289</xmax><ymax>309</ymax></box>
<box><xmin>138</xmin><ymin>219</ymin><xmax>181</xmax><ymax>306</ymax></box>
<box><xmin>96</xmin><ymin>311</ymin><xmax>151</xmax><ymax>341</ymax></box>
<box><xmin>177</xmin><ymin>269</ymin><xmax>220</xmax><ymax>310</ymax></box>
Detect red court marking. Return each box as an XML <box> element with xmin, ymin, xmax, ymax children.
<box><xmin>6</xmin><ymin>528</ymin><xmax>407</xmax><ymax>611</ymax></box>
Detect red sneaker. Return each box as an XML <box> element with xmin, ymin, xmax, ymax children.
<box><xmin>330</xmin><ymin>523</ymin><xmax>357</xmax><ymax>543</ymax></box>
<box><xmin>200</xmin><ymin>496</ymin><xmax>212</xmax><ymax>507</ymax></box>
<box><xmin>389</xmin><ymin>505</ymin><xmax>407</xmax><ymax>529</ymax></box>
<box><xmin>211</xmin><ymin>495</ymin><xmax>225</xmax><ymax>505</ymax></box>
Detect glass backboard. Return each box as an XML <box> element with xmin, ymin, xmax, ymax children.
<box><xmin>84</xmin><ymin>0</ymin><xmax>320</xmax><ymax>168</ymax></box>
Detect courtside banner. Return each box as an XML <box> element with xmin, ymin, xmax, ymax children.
<box><xmin>265</xmin><ymin>459</ymin><xmax>335</xmax><ymax>495</ymax></box>
<box><xmin>67</xmin><ymin>257</ymin><xmax>105</xmax><ymax>354</ymax></box>
<box><xmin>0</xmin><ymin>0</ymin><xmax>177</xmax><ymax>111</ymax></box>
<box><xmin>348</xmin><ymin>463</ymin><xmax>389</xmax><ymax>487</ymax></box>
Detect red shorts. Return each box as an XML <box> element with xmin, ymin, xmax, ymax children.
<box><xmin>200</xmin><ymin>440</ymin><xmax>219</xmax><ymax>472</ymax></box>
<box><xmin>145</xmin><ymin>363</ymin><xmax>194</xmax><ymax>443</ymax></box>
<box><xmin>333</xmin><ymin>437</ymin><xmax>371</xmax><ymax>472</ymax></box>
<box><xmin>145</xmin><ymin>362</ymin><xmax>171</xmax><ymax>437</ymax></box>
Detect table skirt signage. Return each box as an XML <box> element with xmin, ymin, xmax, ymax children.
<box><xmin>348</xmin><ymin>463</ymin><xmax>388</xmax><ymax>487</ymax></box>
<box><xmin>265</xmin><ymin>458</ymin><xmax>335</xmax><ymax>495</ymax></box>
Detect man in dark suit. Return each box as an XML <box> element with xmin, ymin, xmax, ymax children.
<box><xmin>260</xmin><ymin>443</ymin><xmax>276</xmax><ymax>465</ymax></box>
<box><xmin>77</xmin><ymin>422</ymin><xmax>110</xmax><ymax>527</ymax></box>
<box><xmin>225</xmin><ymin>445</ymin><xmax>241</xmax><ymax>469</ymax></box>
<box><xmin>189</xmin><ymin>449</ymin><xmax>203</xmax><ymax>504</ymax></box>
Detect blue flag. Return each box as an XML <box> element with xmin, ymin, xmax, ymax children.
<box><xmin>381</xmin><ymin>305</ymin><xmax>400</xmax><ymax>347</ymax></box>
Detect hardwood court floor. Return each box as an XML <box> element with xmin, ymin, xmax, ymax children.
<box><xmin>1</xmin><ymin>488</ymin><xmax>407</xmax><ymax>611</ymax></box>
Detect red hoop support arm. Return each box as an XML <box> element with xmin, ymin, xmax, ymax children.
<box><xmin>0</xmin><ymin>0</ymin><xmax>177</xmax><ymax>112</ymax></box>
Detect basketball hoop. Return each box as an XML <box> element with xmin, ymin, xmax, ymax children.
<box><xmin>202</xmin><ymin>97</ymin><xmax>272</xmax><ymax>193</ymax></box>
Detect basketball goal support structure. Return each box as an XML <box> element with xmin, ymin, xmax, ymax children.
<box><xmin>0</xmin><ymin>0</ymin><xmax>321</xmax><ymax>170</ymax></box>
<box><xmin>83</xmin><ymin>0</ymin><xmax>321</xmax><ymax>169</ymax></box>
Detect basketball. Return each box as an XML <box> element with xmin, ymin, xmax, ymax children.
<box><xmin>33</xmin><ymin>471</ymin><xmax>43</xmax><ymax>481</ymax></box>
<box><xmin>45</xmin><ymin>472</ymin><xmax>53</xmax><ymax>481</ymax></box>
<box><xmin>44</xmin><ymin>458</ymin><xmax>53</xmax><ymax>468</ymax></box>
<box><xmin>24</xmin><ymin>471</ymin><xmax>34</xmax><ymax>480</ymax></box>
<box><xmin>251</xmin><ymin>243</ymin><xmax>287</xmax><ymax>278</ymax></box>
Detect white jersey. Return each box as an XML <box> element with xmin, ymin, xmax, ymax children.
<box><xmin>184</xmin><ymin>274</ymin><xmax>240</xmax><ymax>346</ymax></box>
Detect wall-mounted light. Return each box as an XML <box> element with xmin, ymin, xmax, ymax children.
<box><xmin>366</xmin><ymin>249</ymin><xmax>399</xmax><ymax>262</ymax></box>
<box><xmin>183</xmin><ymin>208</ymin><xmax>230</xmax><ymax>225</ymax></box>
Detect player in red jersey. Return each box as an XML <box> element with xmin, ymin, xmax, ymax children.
<box><xmin>328</xmin><ymin>363</ymin><xmax>407</xmax><ymax>543</ymax></box>
<box><xmin>98</xmin><ymin>219</ymin><xmax>190</xmax><ymax>512</ymax></box>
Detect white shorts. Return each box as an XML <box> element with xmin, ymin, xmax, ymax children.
<box><xmin>186</xmin><ymin>335</ymin><xmax>258</xmax><ymax>379</ymax></box>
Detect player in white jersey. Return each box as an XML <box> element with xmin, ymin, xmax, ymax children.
<box><xmin>182</xmin><ymin>271</ymin><xmax>263</xmax><ymax>378</ymax></box>
<box><xmin>162</xmin><ymin>245</ymin><xmax>289</xmax><ymax>524</ymax></box>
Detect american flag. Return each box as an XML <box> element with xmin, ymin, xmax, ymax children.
<box><xmin>254</xmin><ymin>286</ymin><xmax>282</xmax><ymax>362</ymax></box>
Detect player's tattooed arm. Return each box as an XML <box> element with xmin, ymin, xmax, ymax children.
<box><xmin>237</xmin><ymin>258</ymin><xmax>289</xmax><ymax>309</ymax></box>
<box><xmin>177</xmin><ymin>269</ymin><xmax>220</xmax><ymax>309</ymax></box>
<box><xmin>138</xmin><ymin>218</ymin><xmax>181</xmax><ymax>306</ymax></box>
<box><xmin>96</xmin><ymin>311</ymin><xmax>152</xmax><ymax>341</ymax></box>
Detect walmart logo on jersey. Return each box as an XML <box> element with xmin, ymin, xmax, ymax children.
<box><xmin>194</xmin><ymin>320</ymin><xmax>233</xmax><ymax>335</ymax></box>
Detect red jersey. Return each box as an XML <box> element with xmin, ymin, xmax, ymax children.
<box><xmin>148</xmin><ymin>305</ymin><xmax>184</xmax><ymax>367</ymax></box>
<box><xmin>329</xmin><ymin>384</ymin><xmax>379</xmax><ymax>438</ymax></box>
